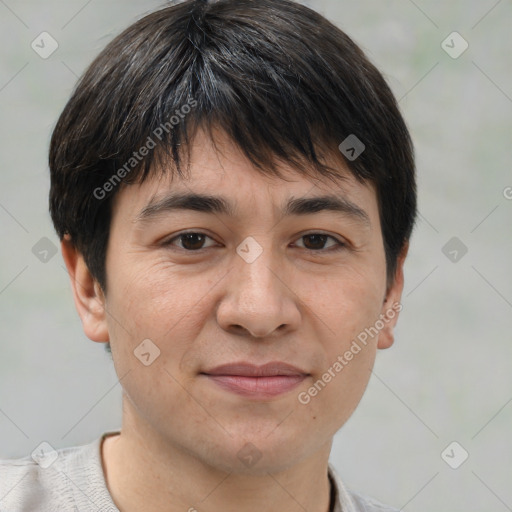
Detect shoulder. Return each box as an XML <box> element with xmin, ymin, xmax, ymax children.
<box><xmin>0</xmin><ymin>446</ymin><xmax>79</xmax><ymax>511</ymax></box>
<box><xmin>0</xmin><ymin>436</ymin><xmax>117</xmax><ymax>512</ymax></box>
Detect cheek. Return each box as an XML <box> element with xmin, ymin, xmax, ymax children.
<box><xmin>103</xmin><ymin>262</ymin><xmax>214</xmax><ymax>426</ymax></box>
<box><xmin>108</xmin><ymin>258</ymin><xmax>219</xmax><ymax>338</ymax></box>
<box><xmin>300</xmin><ymin>264</ymin><xmax>386</xmax><ymax>342</ymax></box>
<box><xmin>307</xmin><ymin>349</ymin><xmax>376</xmax><ymax>432</ymax></box>
<box><xmin>299</xmin><ymin>317</ymin><xmax>379</xmax><ymax>434</ymax></box>
<box><xmin>293</xmin><ymin>268</ymin><xmax>383</xmax><ymax>422</ymax></box>
<box><xmin>104</xmin><ymin>258</ymin><xmax>223</xmax><ymax>396</ymax></box>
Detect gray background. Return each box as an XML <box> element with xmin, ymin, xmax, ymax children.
<box><xmin>1</xmin><ymin>1</ymin><xmax>511</xmax><ymax>511</ymax></box>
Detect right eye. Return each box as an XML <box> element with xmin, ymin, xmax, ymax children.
<box><xmin>162</xmin><ymin>232</ymin><xmax>218</xmax><ymax>251</ymax></box>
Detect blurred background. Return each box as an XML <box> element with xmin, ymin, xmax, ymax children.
<box><xmin>0</xmin><ymin>1</ymin><xmax>511</xmax><ymax>510</ymax></box>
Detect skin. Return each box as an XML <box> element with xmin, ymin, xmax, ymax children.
<box><xmin>62</xmin><ymin>127</ymin><xmax>407</xmax><ymax>512</ymax></box>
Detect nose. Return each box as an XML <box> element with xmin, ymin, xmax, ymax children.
<box><xmin>215</xmin><ymin>244</ymin><xmax>301</xmax><ymax>339</ymax></box>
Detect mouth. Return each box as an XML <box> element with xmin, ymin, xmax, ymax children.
<box><xmin>200</xmin><ymin>361</ymin><xmax>309</xmax><ymax>399</ymax></box>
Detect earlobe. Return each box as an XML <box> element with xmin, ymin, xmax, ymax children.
<box><xmin>61</xmin><ymin>235</ymin><xmax>110</xmax><ymax>343</ymax></box>
<box><xmin>377</xmin><ymin>242</ymin><xmax>409</xmax><ymax>350</ymax></box>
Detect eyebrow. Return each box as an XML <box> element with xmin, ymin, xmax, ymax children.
<box><xmin>135</xmin><ymin>192</ymin><xmax>371</xmax><ymax>226</ymax></box>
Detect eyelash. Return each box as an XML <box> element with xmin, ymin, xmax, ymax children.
<box><xmin>162</xmin><ymin>231</ymin><xmax>347</xmax><ymax>253</ymax></box>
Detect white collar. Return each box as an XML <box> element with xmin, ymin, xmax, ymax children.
<box><xmin>328</xmin><ymin>463</ymin><xmax>359</xmax><ymax>512</ymax></box>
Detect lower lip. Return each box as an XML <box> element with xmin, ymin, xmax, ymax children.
<box><xmin>203</xmin><ymin>374</ymin><xmax>307</xmax><ymax>398</ymax></box>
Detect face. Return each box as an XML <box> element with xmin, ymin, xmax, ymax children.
<box><xmin>71</xmin><ymin>127</ymin><xmax>405</xmax><ymax>475</ymax></box>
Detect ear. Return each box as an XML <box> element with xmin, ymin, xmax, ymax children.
<box><xmin>377</xmin><ymin>241</ymin><xmax>409</xmax><ymax>350</ymax></box>
<box><xmin>61</xmin><ymin>235</ymin><xmax>110</xmax><ymax>343</ymax></box>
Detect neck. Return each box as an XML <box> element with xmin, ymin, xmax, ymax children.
<box><xmin>102</xmin><ymin>402</ymin><xmax>333</xmax><ymax>512</ymax></box>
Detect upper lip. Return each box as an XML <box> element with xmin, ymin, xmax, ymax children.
<box><xmin>202</xmin><ymin>361</ymin><xmax>309</xmax><ymax>377</ymax></box>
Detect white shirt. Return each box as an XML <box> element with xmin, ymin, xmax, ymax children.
<box><xmin>0</xmin><ymin>431</ymin><xmax>399</xmax><ymax>511</ymax></box>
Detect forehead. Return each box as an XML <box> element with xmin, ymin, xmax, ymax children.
<box><xmin>112</xmin><ymin>127</ymin><xmax>379</xmax><ymax>226</ymax></box>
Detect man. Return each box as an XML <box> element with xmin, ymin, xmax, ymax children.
<box><xmin>0</xmin><ymin>0</ymin><xmax>416</xmax><ymax>510</ymax></box>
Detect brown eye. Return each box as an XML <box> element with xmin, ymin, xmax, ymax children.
<box><xmin>164</xmin><ymin>232</ymin><xmax>217</xmax><ymax>251</ymax></box>
<box><xmin>180</xmin><ymin>233</ymin><xmax>206</xmax><ymax>250</ymax></box>
<box><xmin>296</xmin><ymin>233</ymin><xmax>342</xmax><ymax>251</ymax></box>
<box><xmin>302</xmin><ymin>234</ymin><xmax>328</xmax><ymax>250</ymax></box>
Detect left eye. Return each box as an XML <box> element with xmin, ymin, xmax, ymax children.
<box><xmin>294</xmin><ymin>233</ymin><xmax>343</xmax><ymax>251</ymax></box>
<box><xmin>165</xmin><ymin>232</ymin><xmax>343</xmax><ymax>252</ymax></box>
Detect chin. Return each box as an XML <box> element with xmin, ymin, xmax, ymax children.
<box><xmin>205</xmin><ymin>429</ymin><xmax>312</xmax><ymax>476</ymax></box>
